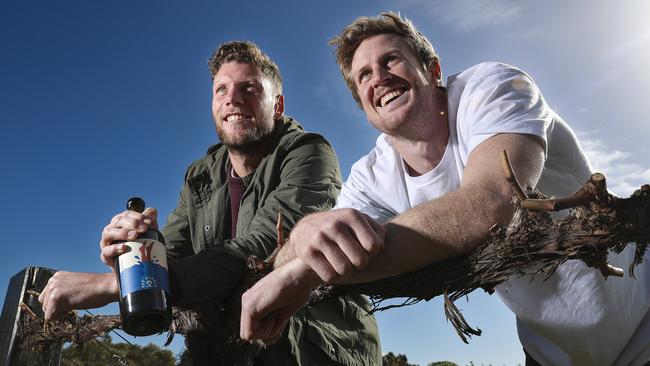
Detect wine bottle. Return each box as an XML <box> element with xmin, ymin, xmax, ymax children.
<box><xmin>113</xmin><ymin>197</ymin><xmax>172</xmax><ymax>336</ymax></box>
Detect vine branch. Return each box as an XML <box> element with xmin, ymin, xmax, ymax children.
<box><xmin>17</xmin><ymin>151</ymin><xmax>650</xmax><ymax>361</ymax></box>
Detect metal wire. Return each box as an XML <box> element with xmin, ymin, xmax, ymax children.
<box><xmin>82</xmin><ymin>309</ymin><xmax>135</xmax><ymax>347</ymax></box>
<box><xmin>69</xmin><ymin>309</ymin><xmax>131</xmax><ymax>365</ymax></box>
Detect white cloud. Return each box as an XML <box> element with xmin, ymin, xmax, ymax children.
<box><xmin>402</xmin><ymin>0</ymin><xmax>533</xmax><ymax>33</ymax></box>
<box><xmin>579</xmin><ymin>136</ymin><xmax>649</xmax><ymax>196</ymax></box>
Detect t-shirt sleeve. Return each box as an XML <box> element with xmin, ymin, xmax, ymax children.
<box><xmin>455</xmin><ymin>65</ymin><xmax>553</xmax><ymax>162</ymax></box>
<box><xmin>335</xmin><ymin>151</ymin><xmax>398</xmax><ymax>223</ymax></box>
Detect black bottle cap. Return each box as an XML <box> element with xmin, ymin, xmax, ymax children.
<box><xmin>126</xmin><ymin>197</ymin><xmax>146</xmax><ymax>213</ymax></box>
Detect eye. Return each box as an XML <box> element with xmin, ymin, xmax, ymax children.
<box><xmin>358</xmin><ymin>70</ymin><xmax>371</xmax><ymax>84</ymax></box>
<box><xmin>385</xmin><ymin>55</ymin><xmax>400</xmax><ymax>67</ymax></box>
<box><xmin>215</xmin><ymin>85</ymin><xmax>227</xmax><ymax>95</ymax></box>
<box><xmin>243</xmin><ymin>83</ymin><xmax>259</xmax><ymax>93</ymax></box>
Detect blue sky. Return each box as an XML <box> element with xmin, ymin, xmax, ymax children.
<box><xmin>2</xmin><ymin>1</ymin><xmax>650</xmax><ymax>364</ymax></box>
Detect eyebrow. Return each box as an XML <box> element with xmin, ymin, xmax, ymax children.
<box><xmin>352</xmin><ymin>48</ymin><xmax>403</xmax><ymax>79</ymax></box>
<box><xmin>213</xmin><ymin>79</ymin><xmax>263</xmax><ymax>87</ymax></box>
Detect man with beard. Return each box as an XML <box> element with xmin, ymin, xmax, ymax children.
<box><xmin>239</xmin><ymin>13</ymin><xmax>650</xmax><ymax>366</ymax></box>
<box><xmin>38</xmin><ymin>41</ymin><xmax>381</xmax><ymax>366</ymax></box>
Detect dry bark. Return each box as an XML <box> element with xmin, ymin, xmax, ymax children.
<box><xmin>17</xmin><ymin>153</ymin><xmax>650</xmax><ymax>362</ymax></box>
<box><xmin>326</xmin><ymin>175</ymin><xmax>649</xmax><ymax>342</ymax></box>
<box><xmin>17</xmin><ymin>294</ymin><xmax>121</xmax><ymax>353</ymax></box>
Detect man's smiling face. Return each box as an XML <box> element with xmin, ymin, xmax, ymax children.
<box><xmin>211</xmin><ymin>62</ymin><xmax>281</xmax><ymax>151</ymax></box>
<box><xmin>350</xmin><ymin>33</ymin><xmax>439</xmax><ymax>137</ymax></box>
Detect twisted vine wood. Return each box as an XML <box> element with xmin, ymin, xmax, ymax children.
<box><xmin>18</xmin><ymin>151</ymin><xmax>650</xmax><ymax>365</ymax></box>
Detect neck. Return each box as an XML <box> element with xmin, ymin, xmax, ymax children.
<box><xmin>390</xmin><ymin>131</ymin><xmax>448</xmax><ymax>176</ymax></box>
<box><xmin>390</xmin><ymin>88</ymin><xmax>449</xmax><ymax>176</ymax></box>
<box><xmin>226</xmin><ymin>122</ymin><xmax>277</xmax><ymax>177</ymax></box>
<box><xmin>227</xmin><ymin>148</ymin><xmax>264</xmax><ymax>177</ymax></box>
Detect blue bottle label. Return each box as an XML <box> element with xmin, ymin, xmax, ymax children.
<box><xmin>118</xmin><ymin>239</ymin><xmax>170</xmax><ymax>296</ymax></box>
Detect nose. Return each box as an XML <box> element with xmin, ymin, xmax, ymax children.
<box><xmin>371</xmin><ymin>66</ymin><xmax>391</xmax><ymax>88</ymax></box>
<box><xmin>225</xmin><ymin>87</ymin><xmax>244</xmax><ymax>106</ymax></box>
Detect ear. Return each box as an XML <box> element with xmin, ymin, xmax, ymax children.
<box><xmin>273</xmin><ymin>94</ymin><xmax>285</xmax><ymax>120</ymax></box>
<box><xmin>429</xmin><ymin>60</ymin><xmax>441</xmax><ymax>85</ymax></box>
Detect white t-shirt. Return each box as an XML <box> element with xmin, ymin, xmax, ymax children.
<box><xmin>335</xmin><ymin>62</ymin><xmax>650</xmax><ymax>366</ymax></box>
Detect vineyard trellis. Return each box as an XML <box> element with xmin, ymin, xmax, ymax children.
<box><xmin>3</xmin><ymin>152</ymin><xmax>649</xmax><ymax>365</ymax></box>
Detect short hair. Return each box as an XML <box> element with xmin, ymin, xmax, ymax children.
<box><xmin>208</xmin><ymin>40</ymin><xmax>283</xmax><ymax>95</ymax></box>
<box><xmin>330</xmin><ymin>12</ymin><xmax>440</xmax><ymax>106</ymax></box>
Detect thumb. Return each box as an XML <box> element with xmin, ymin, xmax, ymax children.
<box><xmin>142</xmin><ymin>207</ymin><xmax>159</xmax><ymax>229</ymax></box>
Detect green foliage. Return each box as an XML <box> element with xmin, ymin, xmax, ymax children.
<box><xmin>428</xmin><ymin>362</ymin><xmax>459</xmax><ymax>366</ymax></box>
<box><xmin>61</xmin><ymin>335</ymin><xmax>175</xmax><ymax>366</ymax></box>
<box><xmin>383</xmin><ymin>352</ymin><xmax>417</xmax><ymax>366</ymax></box>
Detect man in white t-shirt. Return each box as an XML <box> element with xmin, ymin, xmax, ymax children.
<box><xmin>239</xmin><ymin>12</ymin><xmax>650</xmax><ymax>365</ymax></box>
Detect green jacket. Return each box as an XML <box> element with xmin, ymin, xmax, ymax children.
<box><xmin>163</xmin><ymin>116</ymin><xmax>381</xmax><ymax>365</ymax></box>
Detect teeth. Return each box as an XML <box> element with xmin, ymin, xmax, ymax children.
<box><xmin>380</xmin><ymin>90</ymin><xmax>404</xmax><ymax>107</ymax></box>
<box><xmin>226</xmin><ymin>114</ymin><xmax>246</xmax><ymax>122</ymax></box>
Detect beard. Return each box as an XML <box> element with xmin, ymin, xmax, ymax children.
<box><xmin>216</xmin><ymin>119</ymin><xmax>276</xmax><ymax>153</ymax></box>
<box><xmin>370</xmin><ymin>86</ymin><xmax>442</xmax><ymax>141</ymax></box>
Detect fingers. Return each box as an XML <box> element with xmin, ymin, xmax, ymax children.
<box><xmin>100</xmin><ymin>244</ymin><xmax>131</xmax><ymax>266</ymax></box>
<box><xmin>297</xmin><ymin>236</ymin><xmax>355</xmax><ymax>283</ymax></box>
<box><xmin>240</xmin><ymin>261</ymin><xmax>312</xmax><ymax>343</ymax></box>
<box><xmin>37</xmin><ymin>272</ymin><xmax>119</xmax><ymax>322</ymax></box>
<box><xmin>38</xmin><ymin>273</ymin><xmax>70</xmax><ymax>321</ymax></box>
<box><xmin>267</xmin><ymin>313</ymin><xmax>290</xmax><ymax>344</ymax></box>
<box><xmin>37</xmin><ymin>283</ymin><xmax>48</xmax><ymax>315</ymax></box>
<box><xmin>102</xmin><ymin>211</ymin><xmax>147</xmax><ymax>246</ymax></box>
<box><xmin>353</xmin><ymin>213</ymin><xmax>386</xmax><ymax>257</ymax></box>
<box><xmin>293</xmin><ymin>209</ymin><xmax>386</xmax><ymax>282</ymax></box>
<box><xmin>39</xmin><ymin>275</ymin><xmax>53</xmax><ymax>319</ymax></box>
<box><xmin>240</xmin><ymin>291</ymin><xmax>300</xmax><ymax>343</ymax></box>
<box><xmin>240</xmin><ymin>282</ymin><xmax>277</xmax><ymax>342</ymax></box>
<box><xmin>258</xmin><ymin>311</ymin><xmax>291</xmax><ymax>345</ymax></box>
<box><xmin>99</xmin><ymin>208</ymin><xmax>159</xmax><ymax>267</ymax></box>
<box><xmin>142</xmin><ymin>207</ymin><xmax>158</xmax><ymax>229</ymax></box>
<box><xmin>240</xmin><ymin>310</ymin><xmax>287</xmax><ymax>343</ymax></box>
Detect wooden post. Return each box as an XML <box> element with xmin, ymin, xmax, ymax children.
<box><xmin>0</xmin><ymin>267</ymin><xmax>62</xmax><ymax>366</ymax></box>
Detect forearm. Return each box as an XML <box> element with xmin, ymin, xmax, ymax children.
<box><xmin>338</xmin><ymin>185</ymin><xmax>514</xmax><ymax>283</ymax></box>
<box><xmin>275</xmin><ymin>136</ymin><xmax>543</xmax><ymax>286</ymax></box>
<box><xmin>39</xmin><ymin>271</ymin><xmax>120</xmax><ymax>321</ymax></box>
<box><xmin>98</xmin><ymin>272</ymin><xmax>121</xmax><ymax>302</ymax></box>
<box><xmin>338</xmin><ymin>134</ymin><xmax>544</xmax><ymax>284</ymax></box>
<box><xmin>272</xmin><ymin>240</ymin><xmax>296</xmax><ymax>269</ymax></box>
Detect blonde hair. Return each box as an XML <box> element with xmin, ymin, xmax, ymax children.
<box><xmin>330</xmin><ymin>12</ymin><xmax>440</xmax><ymax>106</ymax></box>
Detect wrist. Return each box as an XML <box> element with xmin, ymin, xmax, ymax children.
<box><xmin>101</xmin><ymin>272</ymin><xmax>120</xmax><ymax>302</ymax></box>
<box><xmin>286</xmin><ymin>258</ymin><xmax>322</xmax><ymax>290</ymax></box>
<box><xmin>273</xmin><ymin>237</ymin><xmax>297</xmax><ymax>269</ymax></box>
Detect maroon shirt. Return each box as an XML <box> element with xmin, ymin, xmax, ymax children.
<box><xmin>227</xmin><ymin>168</ymin><xmax>247</xmax><ymax>238</ymax></box>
